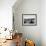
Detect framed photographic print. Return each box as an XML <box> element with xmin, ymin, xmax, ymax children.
<box><xmin>22</xmin><ymin>14</ymin><xmax>37</xmax><ymax>26</ymax></box>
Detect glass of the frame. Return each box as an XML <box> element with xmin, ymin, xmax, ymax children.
<box><xmin>22</xmin><ymin>14</ymin><xmax>37</xmax><ymax>26</ymax></box>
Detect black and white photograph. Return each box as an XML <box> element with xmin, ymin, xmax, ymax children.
<box><xmin>22</xmin><ymin>14</ymin><xmax>37</xmax><ymax>26</ymax></box>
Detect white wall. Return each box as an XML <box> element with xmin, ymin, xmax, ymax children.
<box><xmin>13</xmin><ymin>0</ymin><xmax>41</xmax><ymax>46</ymax></box>
<box><xmin>41</xmin><ymin>0</ymin><xmax>46</xmax><ymax>46</ymax></box>
<box><xmin>0</xmin><ymin>0</ymin><xmax>16</xmax><ymax>30</ymax></box>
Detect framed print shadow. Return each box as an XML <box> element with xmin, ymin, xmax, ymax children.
<box><xmin>22</xmin><ymin>14</ymin><xmax>37</xmax><ymax>26</ymax></box>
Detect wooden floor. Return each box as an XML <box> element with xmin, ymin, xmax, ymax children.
<box><xmin>0</xmin><ymin>39</ymin><xmax>16</xmax><ymax>46</ymax></box>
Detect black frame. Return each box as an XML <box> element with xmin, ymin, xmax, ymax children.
<box><xmin>22</xmin><ymin>14</ymin><xmax>37</xmax><ymax>26</ymax></box>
